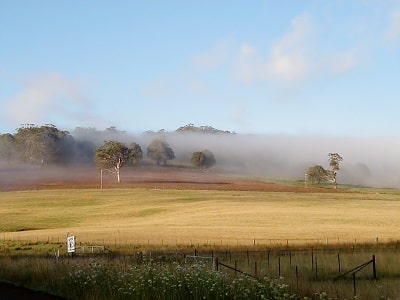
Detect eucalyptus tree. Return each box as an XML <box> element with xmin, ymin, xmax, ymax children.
<box><xmin>95</xmin><ymin>141</ymin><xmax>141</xmax><ymax>183</ymax></box>
<box><xmin>0</xmin><ymin>133</ymin><xmax>15</xmax><ymax>162</ymax></box>
<box><xmin>306</xmin><ymin>165</ymin><xmax>328</xmax><ymax>184</ymax></box>
<box><xmin>14</xmin><ymin>124</ymin><xmax>73</xmax><ymax>164</ymax></box>
<box><xmin>146</xmin><ymin>138</ymin><xmax>175</xmax><ymax>165</ymax></box>
<box><xmin>328</xmin><ymin>153</ymin><xmax>343</xmax><ymax>189</ymax></box>
<box><xmin>191</xmin><ymin>149</ymin><xmax>216</xmax><ymax>169</ymax></box>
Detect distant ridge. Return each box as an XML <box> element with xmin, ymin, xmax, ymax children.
<box><xmin>175</xmin><ymin>124</ymin><xmax>234</xmax><ymax>134</ymax></box>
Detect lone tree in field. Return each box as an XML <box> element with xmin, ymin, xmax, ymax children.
<box><xmin>328</xmin><ymin>152</ymin><xmax>343</xmax><ymax>189</ymax></box>
<box><xmin>307</xmin><ymin>165</ymin><xmax>329</xmax><ymax>184</ymax></box>
<box><xmin>146</xmin><ymin>138</ymin><xmax>175</xmax><ymax>165</ymax></box>
<box><xmin>95</xmin><ymin>141</ymin><xmax>141</xmax><ymax>183</ymax></box>
<box><xmin>191</xmin><ymin>149</ymin><xmax>216</xmax><ymax>169</ymax></box>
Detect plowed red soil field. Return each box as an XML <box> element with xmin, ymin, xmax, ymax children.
<box><xmin>0</xmin><ymin>164</ymin><xmax>335</xmax><ymax>193</ymax></box>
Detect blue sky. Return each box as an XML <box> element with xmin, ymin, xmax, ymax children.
<box><xmin>1</xmin><ymin>1</ymin><xmax>400</xmax><ymax>136</ymax></box>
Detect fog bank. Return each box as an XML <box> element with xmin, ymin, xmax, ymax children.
<box><xmin>150</xmin><ymin>133</ymin><xmax>400</xmax><ymax>188</ymax></box>
<box><xmin>71</xmin><ymin>129</ymin><xmax>400</xmax><ymax>188</ymax></box>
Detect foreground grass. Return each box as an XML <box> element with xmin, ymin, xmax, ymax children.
<box><xmin>1</xmin><ymin>187</ymin><xmax>400</xmax><ymax>298</ymax></box>
<box><xmin>0</xmin><ymin>255</ymin><xmax>304</xmax><ymax>300</ymax></box>
<box><xmin>0</xmin><ymin>246</ymin><xmax>399</xmax><ymax>299</ymax></box>
<box><xmin>1</xmin><ymin>188</ymin><xmax>400</xmax><ymax>246</ymax></box>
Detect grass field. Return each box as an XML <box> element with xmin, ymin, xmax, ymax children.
<box><xmin>1</xmin><ymin>188</ymin><xmax>399</xmax><ymax>247</ymax></box>
<box><xmin>1</xmin><ymin>184</ymin><xmax>400</xmax><ymax>299</ymax></box>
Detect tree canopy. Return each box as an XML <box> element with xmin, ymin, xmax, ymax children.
<box><xmin>328</xmin><ymin>153</ymin><xmax>343</xmax><ymax>188</ymax></box>
<box><xmin>13</xmin><ymin>124</ymin><xmax>73</xmax><ymax>164</ymax></box>
<box><xmin>307</xmin><ymin>165</ymin><xmax>328</xmax><ymax>184</ymax></box>
<box><xmin>95</xmin><ymin>141</ymin><xmax>142</xmax><ymax>182</ymax></box>
<box><xmin>146</xmin><ymin>139</ymin><xmax>175</xmax><ymax>165</ymax></box>
<box><xmin>191</xmin><ymin>149</ymin><xmax>216</xmax><ymax>169</ymax></box>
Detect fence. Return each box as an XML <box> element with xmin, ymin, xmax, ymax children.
<box><xmin>179</xmin><ymin>247</ymin><xmax>398</xmax><ymax>298</ymax></box>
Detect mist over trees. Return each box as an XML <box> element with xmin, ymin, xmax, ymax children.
<box><xmin>1</xmin><ymin>123</ymin><xmax>400</xmax><ymax>188</ymax></box>
<box><xmin>146</xmin><ymin>139</ymin><xmax>175</xmax><ymax>165</ymax></box>
<box><xmin>191</xmin><ymin>150</ymin><xmax>216</xmax><ymax>169</ymax></box>
<box><xmin>307</xmin><ymin>165</ymin><xmax>329</xmax><ymax>184</ymax></box>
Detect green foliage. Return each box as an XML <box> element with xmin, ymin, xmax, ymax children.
<box><xmin>328</xmin><ymin>153</ymin><xmax>343</xmax><ymax>172</ymax></box>
<box><xmin>0</xmin><ymin>133</ymin><xmax>15</xmax><ymax>161</ymax></box>
<box><xmin>307</xmin><ymin>165</ymin><xmax>329</xmax><ymax>184</ymax></box>
<box><xmin>176</xmin><ymin>123</ymin><xmax>233</xmax><ymax>134</ymax></box>
<box><xmin>147</xmin><ymin>139</ymin><xmax>175</xmax><ymax>165</ymax></box>
<box><xmin>191</xmin><ymin>149</ymin><xmax>216</xmax><ymax>169</ymax></box>
<box><xmin>95</xmin><ymin>141</ymin><xmax>141</xmax><ymax>182</ymax></box>
<box><xmin>328</xmin><ymin>153</ymin><xmax>343</xmax><ymax>188</ymax></box>
<box><xmin>128</xmin><ymin>142</ymin><xmax>143</xmax><ymax>164</ymax></box>
<box><xmin>13</xmin><ymin>124</ymin><xmax>73</xmax><ymax>164</ymax></box>
<box><xmin>0</xmin><ymin>257</ymin><xmax>302</xmax><ymax>300</ymax></box>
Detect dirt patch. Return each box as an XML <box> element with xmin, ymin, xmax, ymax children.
<box><xmin>0</xmin><ymin>164</ymin><xmax>335</xmax><ymax>193</ymax></box>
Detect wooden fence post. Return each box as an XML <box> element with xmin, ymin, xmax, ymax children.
<box><xmin>311</xmin><ymin>248</ymin><xmax>314</xmax><ymax>270</ymax></box>
<box><xmin>278</xmin><ymin>256</ymin><xmax>281</xmax><ymax>277</ymax></box>
<box><xmin>337</xmin><ymin>252</ymin><xmax>341</xmax><ymax>273</ymax></box>
<box><xmin>372</xmin><ymin>255</ymin><xmax>377</xmax><ymax>279</ymax></box>
<box><xmin>214</xmin><ymin>257</ymin><xmax>219</xmax><ymax>271</ymax></box>
<box><xmin>235</xmin><ymin>261</ymin><xmax>238</xmax><ymax>277</ymax></box>
<box><xmin>353</xmin><ymin>273</ymin><xmax>356</xmax><ymax>296</ymax></box>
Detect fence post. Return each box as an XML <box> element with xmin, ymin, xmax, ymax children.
<box><xmin>247</xmin><ymin>249</ymin><xmax>250</xmax><ymax>266</ymax></box>
<box><xmin>235</xmin><ymin>261</ymin><xmax>238</xmax><ymax>277</ymax></box>
<box><xmin>214</xmin><ymin>257</ymin><xmax>219</xmax><ymax>271</ymax></box>
<box><xmin>254</xmin><ymin>261</ymin><xmax>257</xmax><ymax>277</ymax></box>
<box><xmin>278</xmin><ymin>256</ymin><xmax>281</xmax><ymax>277</ymax></box>
<box><xmin>337</xmin><ymin>252</ymin><xmax>341</xmax><ymax>273</ymax></box>
<box><xmin>315</xmin><ymin>257</ymin><xmax>318</xmax><ymax>281</ymax></box>
<box><xmin>295</xmin><ymin>266</ymin><xmax>299</xmax><ymax>291</ymax></box>
<box><xmin>353</xmin><ymin>273</ymin><xmax>356</xmax><ymax>296</ymax></box>
<box><xmin>311</xmin><ymin>248</ymin><xmax>314</xmax><ymax>270</ymax></box>
<box><xmin>372</xmin><ymin>255</ymin><xmax>377</xmax><ymax>279</ymax></box>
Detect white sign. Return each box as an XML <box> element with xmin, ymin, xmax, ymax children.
<box><xmin>67</xmin><ymin>236</ymin><xmax>76</xmax><ymax>253</ymax></box>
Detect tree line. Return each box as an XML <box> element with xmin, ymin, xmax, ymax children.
<box><xmin>0</xmin><ymin>124</ymin><xmax>217</xmax><ymax>182</ymax></box>
<box><xmin>1</xmin><ymin>124</ymin><xmax>343</xmax><ymax>187</ymax></box>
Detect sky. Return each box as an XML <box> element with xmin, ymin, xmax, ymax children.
<box><xmin>1</xmin><ymin>1</ymin><xmax>400</xmax><ymax>136</ymax></box>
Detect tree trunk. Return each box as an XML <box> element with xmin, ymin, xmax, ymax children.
<box><xmin>116</xmin><ymin>168</ymin><xmax>121</xmax><ymax>183</ymax></box>
<box><xmin>115</xmin><ymin>158</ymin><xmax>123</xmax><ymax>183</ymax></box>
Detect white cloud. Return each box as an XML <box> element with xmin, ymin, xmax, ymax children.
<box><xmin>234</xmin><ymin>14</ymin><xmax>313</xmax><ymax>85</ymax></box>
<box><xmin>385</xmin><ymin>9</ymin><xmax>400</xmax><ymax>44</ymax></box>
<box><xmin>4</xmin><ymin>73</ymin><xmax>90</xmax><ymax>127</ymax></box>
<box><xmin>266</xmin><ymin>14</ymin><xmax>312</xmax><ymax>82</ymax></box>
<box><xmin>329</xmin><ymin>49</ymin><xmax>359</xmax><ymax>74</ymax></box>
<box><xmin>191</xmin><ymin>40</ymin><xmax>231</xmax><ymax>70</ymax></box>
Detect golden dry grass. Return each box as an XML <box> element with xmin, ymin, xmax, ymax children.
<box><xmin>1</xmin><ymin>188</ymin><xmax>399</xmax><ymax>246</ymax></box>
